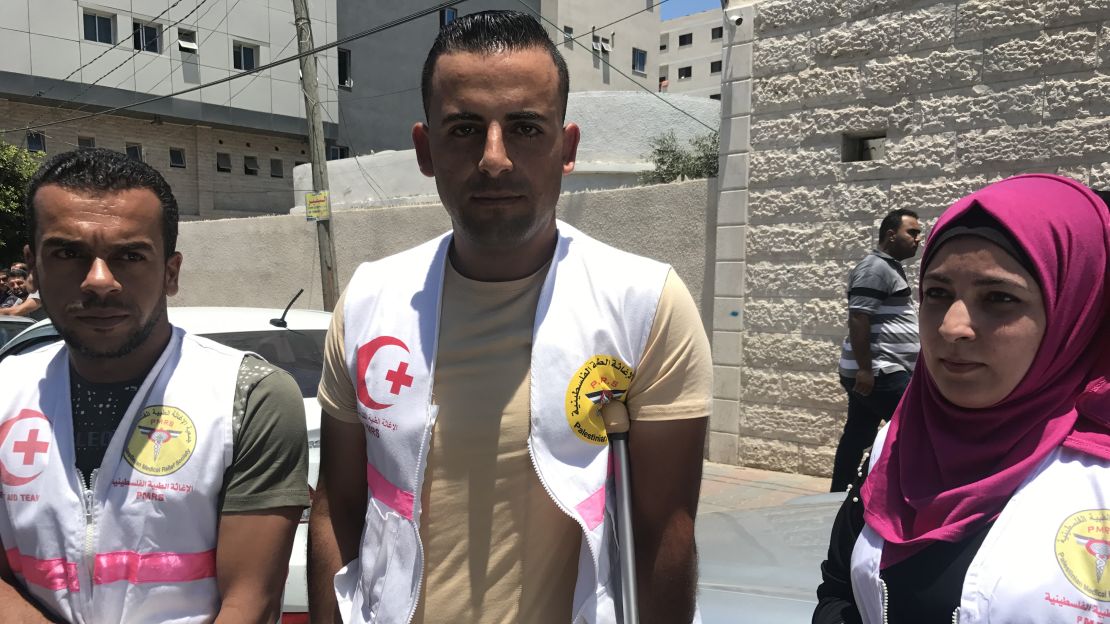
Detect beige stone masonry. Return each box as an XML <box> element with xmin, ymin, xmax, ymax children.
<box><xmin>715</xmin><ymin>0</ymin><xmax>1110</xmax><ymax>475</ymax></box>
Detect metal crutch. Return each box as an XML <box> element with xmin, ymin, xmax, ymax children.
<box><xmin>603</xmin><ymin>400</ymin><xmax>640</xmax><ymax>624</ymax></box>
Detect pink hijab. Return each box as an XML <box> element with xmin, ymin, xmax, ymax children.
<box><xmin>861</xmin><ymin>174</ymin><xmax>1110</xmax><ymax>567</ymax></box>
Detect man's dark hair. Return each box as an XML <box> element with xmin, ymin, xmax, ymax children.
<box><xmin>8</xmin><ymin>269</ymin><xmax>28</xmax><ymax>279</ymax></box>
<box><xmin>24</xmin><ymin>148</ymin><xmax>179</xmax><ymax>258</ymax></box>
<box><xmin>421</xmin><ymin>10</ymin><xmax>570</xmax><ymax>122</ymax></box>
<box><xmin>878</xmin><ymin>209</ymin><xmax>919</xmax><ymax>240</ymax></box>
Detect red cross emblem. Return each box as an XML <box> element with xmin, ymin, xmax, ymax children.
<box><xmin>0</xmin><ymin>410</ymin><xmax>52</xmax><ymax>486</ymax></box>
<box><xmin>13</xmin><ymin>429</ymin><xmax>48</xmax><ymax>465</ymax></box>
<box><xmin>385</xmin><ymin>361</ymin><xmax>414</xmax><ymax>395</ymax></box>
<box><xmin>356</xmin><ymin>336</ymin><xmax>415</xmax><ymax>410</ymax></box>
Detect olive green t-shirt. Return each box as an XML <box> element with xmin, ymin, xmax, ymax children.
<box><xmin>70</xmin><ymin>354</ymin><xmax>310</xmax><ymax>512</ymax></box>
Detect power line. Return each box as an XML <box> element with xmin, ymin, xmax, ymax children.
<box><xmin>569</xmin><ymin>0</ymin><xmax>673</xmax><ymax>42</ymax></box>
<box><xmin>20</xmin><ymin>0</ymin><xmax>213</xmax><ymax>136</ymax></box>
<box><xmin>113</xmin><ymin>0</ymin><xmax>247</xmax><ymax>96</ymax></box>
<box><xmin>513</xmin><ymin>0</ymin><xmax>716</xmax><ymax>134</ymax></box>
<box><xmin>32</xmin><ymin>0</ymin><xmax>202</xmax><ymax>102</ymax></box>
<box><xmin>3</xmin><ymin>0</ymin><xmax>468</xmax><ymax>134</ymax></box>
<box><xmin>315</xmin><ymin>62</ymin><xmax>390</xmax><ymax>199</ymax></box>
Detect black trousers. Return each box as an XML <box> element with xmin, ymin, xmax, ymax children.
<box><xmin>830</xmin><ymin>370</ymin><xmax>911</xmax><ymax>492</ymax></box>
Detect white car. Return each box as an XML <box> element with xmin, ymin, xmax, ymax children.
<box><xmin>0</xmin><ymin>306</ymin><xmax>328</xmax><ymax>622</ymax></box>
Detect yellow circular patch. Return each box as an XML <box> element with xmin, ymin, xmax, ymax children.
<box><xmin>1056</xmin><ymin>509</ymin><xmax>1110</xmax><ymax>602</ymax></box>
<box><xmin>123</xmin><ymin>406</ymin><xmax>197</xmax><ymax>477</ymax></box>
<box><xmin>565</xmin><ymin>355</ymin><xmax>633</xmax><ymax>446</ymax></box>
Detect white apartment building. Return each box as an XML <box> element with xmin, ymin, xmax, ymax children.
<box><xmin>658</xmin><ymin>8</ymin><xmax>726</xmax><ymax>100</ymax></box>
<box><xmin>0</xmin><ymin>0</ymin><xmax>339</xmax><ymax>218</ymax></box>
<box><xmin>336</xmin><ymin>0</ymin><xmax>661</xmax><ymax>152</ymax></box>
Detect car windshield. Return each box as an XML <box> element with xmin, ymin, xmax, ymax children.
<box><xmin>201</xmin><ymin>329</ymin><xmax>326</xmax><ymax>398</ymax></box>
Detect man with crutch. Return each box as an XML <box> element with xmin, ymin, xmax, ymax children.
<box><xmin>307</xmin><ymin>11</ymin><xmax>710</xmax><ymax>624</ymax></box>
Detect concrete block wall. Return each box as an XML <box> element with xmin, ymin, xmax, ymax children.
<box><xmin>0</xmin><ymin>100</ymin><xmax>310</xmax><ymax>219</ymax></box>
<box><xmin>174</xmin><ymin>180</ymin><xmax>715</xmax><ymax>332</ymax></box>
<box><xmin>717</xmin><ymin>0</ymin><xmax>1110</xmax><ymax>475</ymax></box>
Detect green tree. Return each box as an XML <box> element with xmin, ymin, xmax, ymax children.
<box><xmin>0</xmin><ymin>143</ymin><xmax>42</xmax><ymax>265</ymax></box>
<box><xmin>639</xmin><ymin>129</ymin><xmax>720</xmax><ymax>185</ymax></box>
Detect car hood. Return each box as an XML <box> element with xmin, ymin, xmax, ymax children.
<box><xmin>696</xmin><ymin>492</ymin><xmax>844</xmax><ymax>621</ymax></box>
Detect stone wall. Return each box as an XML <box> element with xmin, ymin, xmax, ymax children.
<box><xmin>715</xmin><ymin>0</ymin><xmax>1110</xmax><ymax>475</ymax></box>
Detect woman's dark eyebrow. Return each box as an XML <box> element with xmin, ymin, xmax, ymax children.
<box><xmin>923</xmin><ymin>272</ymin><xmax>1029</xmax><ymax>289</ymax></box>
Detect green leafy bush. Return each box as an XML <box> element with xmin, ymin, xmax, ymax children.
<box><xmin>640</xmin><ymin>130</ymin><xmax>720</xmax><ymax>184</ymax></box>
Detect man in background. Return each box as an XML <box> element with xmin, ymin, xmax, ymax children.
<box><xmin>831</xmin><ymin>209</ymin><xmax>922</xmax><ymax>491</ymax></box>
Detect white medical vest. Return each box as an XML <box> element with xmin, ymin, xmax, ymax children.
<box><xmin>336</xmin><ymin>221</ymin><xmax>690</xmax><ymax>624</ymax></box>
<box><xmin>0</xmin><ymin>327</ymin><xmax>241</xmax><ymax>623</ymax></box>
<box><xmin>852</xmin><ymin>427</ymin><xmax>1110</xmax><ymax>623</ymax></box>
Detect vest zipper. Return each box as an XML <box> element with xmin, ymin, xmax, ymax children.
<box><xmin>952</xmin><ymin>607</ymin><xmax>960</xmax><ymax>624</ymax></box>
<box><xmin>527</xmin><ymin>438</ymin><xmax>600</xmax><ymax>624</ymax></box>
<box><xmin>405</xmin><ymin>407</ymin><xmax>438</xmax><ymax>624</ymax></box>
<box><xmin>74</xmin><ymin>466</ymin><xmax>98</xmax><ymax>618</ymax></box>
<box><xmin>879</xmin><ymin>578</ymin><xmax>889</xmax><ymax>624</ymax></box>
<box><xmin>82</xmin><ymin>468</ymin><xmax>98</xmax><ymax>576</ymax></box>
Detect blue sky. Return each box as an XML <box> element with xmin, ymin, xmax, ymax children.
<box><xmin>661</xmin><ymin>0</ymin><xmax>721</xmax><ymax>20</ymax></box>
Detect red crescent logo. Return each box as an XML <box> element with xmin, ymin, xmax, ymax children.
<box><xmin>0</xmin><ymin>410</ymin><xmax>52</xmax><ymax>487</ymax></box>
<box><xmin>356</xmin><ymin>336</ymin><xmax>411</xmax><ymax>410</ymax></box>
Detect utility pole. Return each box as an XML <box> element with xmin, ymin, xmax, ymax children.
<box><xmin>292</xmin><ymin>0</ymin><xmax>339</xmax><ymax>310</ymax></box>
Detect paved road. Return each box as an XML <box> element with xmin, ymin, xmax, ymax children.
<box><xmin>698</xmin><ymin>462</ymin><xmax>830</xmax><ymax>516</ymax></box>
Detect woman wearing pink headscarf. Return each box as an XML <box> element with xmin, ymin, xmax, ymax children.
<box><xmin>813</xmin><ymin>175</ymin><xmax>1110</xmax><ymax>624</ymax></box>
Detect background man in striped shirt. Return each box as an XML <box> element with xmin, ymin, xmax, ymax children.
<box><xmin>831</xmin><ymin>209</ymin><xmax>922</xmax><ymax>491</ymax></box>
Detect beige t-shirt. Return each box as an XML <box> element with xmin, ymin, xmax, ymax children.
<box><xmin>318</xmin><ymin>261</ymin><xmax>712</xmax><ymax>624</ymax></box>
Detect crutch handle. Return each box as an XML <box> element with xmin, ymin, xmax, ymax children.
<box><xmin>603</xmin><ymin>400</ymin><xmax>631</xmax><ymax>434</ymax></box>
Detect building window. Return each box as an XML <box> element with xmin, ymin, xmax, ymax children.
<box><xmin>244</xmin><ymin>156</ymin><xmax>260</xmax><ymax>175</ymax></box>
<box><xmin>563</xmin><ymin>26</ymin><xmax>573</xmax><ymax>48</ymax></box>
<box><xmin>710</xmin><ymin>60</ymin><xmax>722</xmax><ymax>74</ymax></box>
<box><xmin>327</xmin><ymin>145</ymin><xmax>350</xmax><ymax>161</ymax></box>
<box><xmin>233</xmin><ymin>42</ymin><xmax>258</xmax><ymax>71</ymax></box>
<box><xmin>338</xmin><ymin>48</ymin><xmax>352</xmax><ymax>88</ymax></box>
<box><xmin>712</xmin><ymin>26</ymin><xmax>723</xmax><ymax>40</ymax></box>
<box><xmin>659</xmin><ymin>34</ymin><xmax>669</xmax><ymax>52</ymax></box>
<box><xmin>632</xmin><ymin>48</ymin><xmax>647</xmax><ymax>74</ymax></box>
<box><xmin>678</xmin><ymin>33</ymin><xmax>692</xmax><ymax>47</ymax></box>
<box><xmin>709</xmin><ymin>93</ymin><xmax>721</xmax><ymax>100</ymax></box>
<box><xmin>169</xmin><ymin>148</ymin><xmax>187</xmax><ymax>168</ymax></box>
<box><xmin>125</xmin><ymin>143</ymin><xmax>143</xmax><ymax>161</ymax></box>
<box><xmin>178</xmin><ymin>29</ymin><xmax>198</xmax><ymax>53</ymax></box>
<box><xmin>216</xmin><ymin>152</ymin><xmax>232</xmax><ymax>172</ymax></box>
<box><xmin>678</xmin><ymin>65</ymin><xmax>692</xmax><ymax>79</ymax></box>
<box><xmin>26</xmin><ymin>132</ymin><xmax>46</xmax><ymax>153</ymax></box>
<box><xmin>78</xmin><ymin>136</ymin><xmax>96</xmax><ymax>149</ymax></box>
<box><xmin>592</xmin><ymin>35</ymin><xmax>612</xmax><ymax>55</ymax></box>
<box><xmin>842</xmin><ymin>133</ymin><xmax>887</xmax><ymax>162</ymax></box>
<box><xmin>658</xmin><ymin>75</ymin><xmax>668</xmax><ymax>92</ymax></box>
<box><xmin>440</xmin><ymin>7</ymin><xmax>457</xmax><ymax>28</ymax></box>
<box><xmin>83</xmin><ymin>12</ymin><xmax>113</xmax><ymax>44</ymax></box>
<box><xmin>133</xmin><ymin>21</ymin><xmax>161</xmax><ymax>53</ymax></box>
<box><xmin>270</xmin><ymin>158</ymin><xmax>284</xmax><ymax>178</ymax></box>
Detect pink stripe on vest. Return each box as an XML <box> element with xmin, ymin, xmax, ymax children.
<box><xmin>94</xmin><ymin>549</ymin><xmax>217</xmax><ymax>585</ymax></box>
<box><xmin>366</xmin><ymin>462</ymin><xmax>415</xmax><ymax>520</ymax></box>
<box><xmin>576</xmin><ymin>486</ymin><xmax>607</xmax><ymax>531</ymax></box>
<box><xmin>6</xmin><ymin>548</ymin><xmax>80</xmax><ymax>592</ymax></box>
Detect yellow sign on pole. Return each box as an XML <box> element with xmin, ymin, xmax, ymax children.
<box><xmin>305</xmin><ymin>191</ymin><xmax>331</xmax><ymax>221</ymax></box>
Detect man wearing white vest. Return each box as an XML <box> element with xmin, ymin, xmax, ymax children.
<box><xmin>308</xmin><ymin>10</ymin><xmax>712</xmax><ymax>624</ymax></box>
<box><xmin>0</xmin><ymin>149</ymin><xmax>310</xmax><ymax>623</ymax></box>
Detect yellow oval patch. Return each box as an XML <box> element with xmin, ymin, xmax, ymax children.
<box><xmin>565</xmin><ymin>355</ymin><xmax>633</xmax><ymax>446</ymax></box>
<box><xmin>1056</xmin><ymin>509</ymin><xmax>1110</xmax><ymax>602</ymax></box>
<box><xmin>123</xmin><ymin>406</ymin><xmax>197</xmax><ymax>477</ymax></box>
